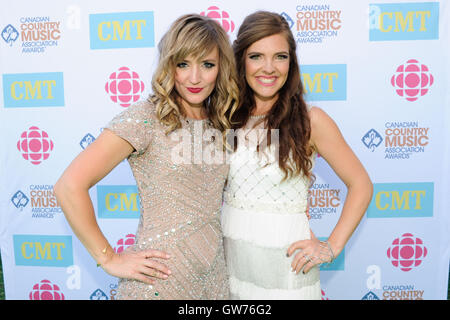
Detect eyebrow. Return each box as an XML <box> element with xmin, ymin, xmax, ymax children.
<box><xmin>181</xmin><ymin>57</ymin><xmax>218</xmax><ymax>63</ymax></box>
<box><xmin>201</xmin><ymin>58</ymin><xmax>218</xmax><ymax>62</ymax></box>
<box><xmin>247</xmin><ymin>51</ymin><xmax>289</xmax><ymax>56</ymax></box>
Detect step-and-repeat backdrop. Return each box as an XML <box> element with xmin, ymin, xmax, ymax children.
<box><xmin>1</xmin><ymin>0</ymin><xmax>449</xmax><ymax>300</ymax></box>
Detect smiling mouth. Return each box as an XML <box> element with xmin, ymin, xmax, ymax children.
<box><xmin>187</xmin><ymin>87</ymin><xmax>203</xmax><ymax>93</ymax></box>
<box><xmin>256</xmin><ymin>77</ymin><xmax>277</xmax><ymax>85</ymax></box>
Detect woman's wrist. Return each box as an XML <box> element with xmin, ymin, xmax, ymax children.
<box><xmin>95</xmin><ymin>245</ymin><xmax>115</xmax><ymax>267</ymax></box>
<box><xmin>326</xmin><ymin>238</ymin><xmax>343</xmax><ymax>259</ymax></box>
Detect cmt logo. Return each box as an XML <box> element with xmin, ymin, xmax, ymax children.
<box><xmin>2</xmin><ymin>72</ymin><xmax>65</xmax><ymax>108</ymax></box>
<box><xmin>367</xmin><ymin>182</ymin><xmax>433</xmax><ymax>218</ymax></box>
<box><xmin>301</xmin><ymin>64</ymin><xmax>346</xmax><ymax>101</ymax></box>
<box><xmin>369</xmin><ymin>2</ymin><xmax>439</xmax><ymax>41</ymax></box>
<box><xmin>97</xmin><ymin>185</ymin><xmax>140</xmax><ymax>219</ymax></box>
<box><xmin>13</xmin><ymin>234</ymin><xmax>73</xmax><ymax>267</ymax></box>
<box><xmin>89</xmin><ymin>11</ymin><xmax>154</xmax><ymax>49</ymax></box>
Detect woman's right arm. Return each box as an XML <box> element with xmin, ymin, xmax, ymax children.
<box><xmin>54</xmin><ymin>129</ymin><xmax>171</xmax><ymax>285</ymax></box>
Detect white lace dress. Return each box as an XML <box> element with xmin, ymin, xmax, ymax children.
<box><xmin>221</xmin><ymin>116</ymin><xmax>321</xmax><ymax>300</ymax></box>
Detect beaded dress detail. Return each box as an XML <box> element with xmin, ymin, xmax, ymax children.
<box><xmin>221</xmin><ymin>115</ymin><xmax>321</xmax><ymax>300</ymax></box>
<box><xmin>105</xmin><ymin>99</ymin><xmax>230</xmax><ymax>300</ymax></box>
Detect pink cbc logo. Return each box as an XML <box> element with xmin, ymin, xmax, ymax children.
<box><xmin>29</xmin><ymin>279</ymin><xmax>65</xmax><ymax>300</ymax></box>
<box><xmin>387</xmin><ymin>233</ymin><xmax>428</xmax><ymax>272</ymax></box>
<box><xmin>114</xmin><ymin>233</ymin><xmax>136</xmax><ymax>253</ymax></box>
<box><xmin>17</xmin><ymin>126</ymin><xmax>54</xmax><ymax>165</ymax></box>
<box><xmin>391</xmin><ymin>59</ymin><xmax>434</xmax><ymax>102</ymax></box>
<box><xmin>105</xmin><ymin>67</ymin><xmax>145</xmax><ymax>108</ymax></box>
<box><xmin>200</xmin><ymin>6</ymin><xmax>235</xmax><ymax>33</ymax></box>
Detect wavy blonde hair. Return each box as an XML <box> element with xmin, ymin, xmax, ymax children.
<box><xmin>149</xmin><ymin>14</ymin><xmax>239</xmax><ymax>135</ymax></box>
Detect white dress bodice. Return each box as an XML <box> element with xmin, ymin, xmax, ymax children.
<box><xmin>221</xmin><ymin>116</ymin><xmax>321</xmax><ymax>300</ymax></box>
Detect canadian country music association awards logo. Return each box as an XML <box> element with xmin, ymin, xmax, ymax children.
<box><xmin>92</xmin><ymin>283</ymin><xmax>120</xmax><ymax>300</ymax></box>
<box><xmin>105</xmin><ymin>67</ymin><xmax>145</xmax><ymax>108</ymax></box>
<box><xmin>90</xmin><ymin>289</ymin><xmax>109</xmax><ymax>300</ymax></box>
<box><xmin>29</xmin><ymin>279</ymin><xmax>65</xmax><ymax>300</ymax></box>
<box><xmin>387</xmin><ymin>233</ymin><xmax>427</xmax><ymax>272</ymax></box>
<box><xmin>362</xmin><ymin>291</ymin><xmax>380</xmax><ymax>300</ymax></box>
<box><xmin>1</xmin><ymin>24</ymin><xmax>19</xmax><ymax>46</ymax></box>
<box><xmin>17</xmin><ymin>126</ymin><xmax>54</xmax><ymax>165</ymax></box>
<box><xmin>11</xmin><ymin>190</ymin><xmax>29</xmax><ymax>210</ymax></box>
<box><xmin>281</xmin><ymin>4</ymin><xmax>342</xmax><ymax>44</ymax></box>
<box><xmin>11</xmin><ymin>185</ymin><xmax>62</xmax><ymax>218</ymax></box>
<box><xmin>362</xmin><ymin>129</ymin><xmax>383</xmax><ymax>152</ymax></box>
<box><xmin>308</xmin><ymin>182</ymin><xmax>342</xmax><ymax>219</ymax></box>
<box><xmin>1</xmin><ymin>16</ymin><xmax>61</xmax><ymax>53</ymax></box>
<box><xmin>391</xmin><ymin>59</ymin><xmax>433</xmax><ymax>102</ymax></box>
<box><xmin>200</xmin><ymin>6</ymin><xmax>235</xmax><ymax>33</ymax></box>
<box><xmin>80</xmin><ymin>133</ymin><xmax>95</xmax><ymax>149</ymax></box>
<box><xmin>362</xmin><ymin>121</ymin><xmax>430</xmax><ymax>159</ymax></box>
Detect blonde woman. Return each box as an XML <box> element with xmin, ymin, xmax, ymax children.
<box><xmin>54</xmin><ymin>14</ymin><xmax>239</xmax><ymax>300</ymax></box>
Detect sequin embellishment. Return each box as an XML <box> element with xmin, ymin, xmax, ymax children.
<box><xmin>105</xmin><ymin>100</ymin><xmax>230</xmax><ymax>300</ymax></box>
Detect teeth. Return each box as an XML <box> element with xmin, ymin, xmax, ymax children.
<box><xmin>258</xmin><ymin>77</ymin><xmax>276</xmax><ymax>84</ymax></box>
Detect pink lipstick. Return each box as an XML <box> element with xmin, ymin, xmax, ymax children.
<box><xmin>187</xmin><ymin>87</ymin><xmax>203</xmax><ymax>93</ymax></box>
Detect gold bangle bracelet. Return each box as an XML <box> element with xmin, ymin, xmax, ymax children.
<box><xmin>96</xmin><ymin>246</ymin><xmax>108</xmax><ymax>268</ymax></box>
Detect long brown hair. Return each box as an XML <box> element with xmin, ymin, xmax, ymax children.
<box><xmin>232</xmin><ymin>11</ymin><xmax>315</xmax><ymax>182</ymax></box>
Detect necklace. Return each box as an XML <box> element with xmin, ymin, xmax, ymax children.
<box><xmin>250</xmin><ymin>114</ymin><xmax>267</xmax><ymax>119</ymax></box>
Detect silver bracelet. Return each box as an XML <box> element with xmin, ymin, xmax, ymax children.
<box><xmin>325</xmin><ymin>240</ymin><xmax>335</xmax><ymax>262</ymax></box>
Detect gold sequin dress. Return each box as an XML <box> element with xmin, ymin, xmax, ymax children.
<box><xmin>105</xmin><ymin>99</ymin><xmax>230</xmax><ymax>300</ymax></box>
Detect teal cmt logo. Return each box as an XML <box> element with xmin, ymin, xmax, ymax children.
<box><xmin>13</xmin><ymin>234</ymin><xmax>73</xmax><ymax>267</ymax></box>
<box><xmin>97</xmin><ymin>185</ymin><xmax>141</xmax><ymax>219</ymax></box>
<box><xmin>367</xmin><ymin>182</ymin><xmax>434</xmax><ymax>218</ymax></box>
<box><xmin>369</xmin><ymin>2</ymin><xmax>439</xmax><ymax>41</ymax></box>
<box><xmin>89</xmin><ymin>11</ymin><xmax>155</xmax><ymax>49</ymax></box>
<box><xmin>300</xmin><ymin>64</ymin><xmax>346</xmax><ymax>101</ymax></box>
<box><xmin>3</xmin><ymin>72</ymin><xmax>65</xmax><ymax>108</ymax></box>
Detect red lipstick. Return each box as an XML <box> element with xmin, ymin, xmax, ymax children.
<box><xmin>187</xmin><ymin>87</ymin><xmax>203</xmax><ymax>93</ymax></box>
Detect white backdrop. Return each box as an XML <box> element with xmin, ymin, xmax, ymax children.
<box><xmin>1</xmin><ymin>0</ymin><xmax>449</xmax><ymax>300</ymax></box>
